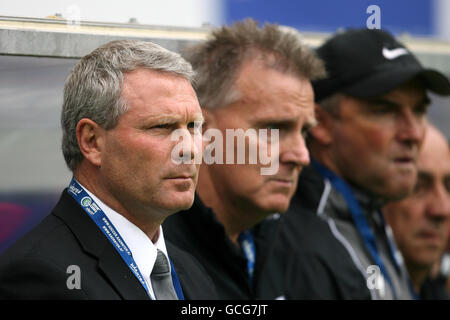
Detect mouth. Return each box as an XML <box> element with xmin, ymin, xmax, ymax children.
<box><xmin>416</xmin><ymin>230</ymin><xmax>443</xmax><ymax>245</ymax></box>
<box><xmin>394</xmin><ymin>156</ymin><xmax>413</xmax><ymax>162</ymax></box>
<box><xmin>165</xmin><ymin>174</ymin><xmax>196</xmax><ymax>191</ymax></box>
<box><xmin>393</xmin><ymin>156</ymin><xmax>415</xmax><ymax>167</ymax></box>
<box><xmin>166</xmin><ymin>166</ymin><xmax>197</xmax><ymax>180</ymax></box>
<box><xmin>269</xmin><ymin>178</ymin><xmax>295</xmax><ymax>187</ymax></box>
<box><xmin>166</xmin><ymin>175</ymin><xmax>195</xmax><ymax>180</ymax></box>
<box><xmin>165</xmin><ymin>169</ymin><xmax>197</xmax><ymax>181</ymax></box>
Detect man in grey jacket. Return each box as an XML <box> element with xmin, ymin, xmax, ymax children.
<box><xmin>278</xmin><ymin>28</ymin><xmax>450</xmax><ymax>299</ymax></box>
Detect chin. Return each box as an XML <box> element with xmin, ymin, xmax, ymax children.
<box><xmin>174</xmin><ymin>197</ymin><xmax>196</xmax><ymax>211</ymax></box>
<box><xmin>160</xmin><ymin>192</ymin><xmax>195</xmax><ymax>213</ymax></box>
<box><xmin>409</xmin><ymin>255</ymin><xmax>438</xmax><ymax>269</ymax></box>
<box><xmin>379</xmin><ymin>180</ymin><xmax>415</xmax><ymax>201</ymax></box>
<box><xmin>394</xmin><ymin>171</ymin><xmax>417</xmax><ymax>190</ymax></box>
<box><xmin>260</xmin><ymin>197</ymin><xmax>291</xmax><ymax>214</ymax></box>
<box><xmin>394</xmin><ymin>186</ymin><xmax>415</xmax><ymax>201</ymax></box>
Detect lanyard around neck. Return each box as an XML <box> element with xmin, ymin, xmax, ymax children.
<box><xmin>238</xmin><ymin>230</ymin><xmax>256</xmax><ymax>287</ymax></box>
<box><xmin>67</xmin><ymin>178</ymin><xmax>184</xmax><ymax>300</ymax></box>
<box><xmin>312</xmin><ymin>161</ymin><xmax>398</xmax><ymax>298</ymax></box>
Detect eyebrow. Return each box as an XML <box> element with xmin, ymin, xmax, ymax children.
<box><xmin>253</xmin><ymin>117</ymin><xmax>294</xmax><ymax>127</ymax></box>
<box><xmin>418</xmin><ymin>171</ymin><xmax>433</xmax><ymax>180</ymax></box>
<box><xmin>414</xmin><ymin>96</ymin><xmax>431</xmax><ymax>111</ymax></box>
<box><xmin>366</xmin><ymin>95</ymin><xmax>431</xmax><ymax>110</ymax></box>
<box><xmin>253</xmin><ymin>116</ymin><xmax>318</xmax><ymax>129</ymax></box>
<box><xmin>417</xmin><ymin>171</ymin><xmax>436</xmax><ymax>187</ymax></box>
<box><xmin>418</xmin><ymin>171</ymin><xmax>450</xmax><ymax>189</ymax></box>
<box><xmin>366</xmin><ymin>98</ymin><xmax>399</xmax><ymax>108</ymax></box>
<box><xmin>147</xmin><ymin>113</ymin><xmax>205</xmax><ymax>125</ymax></box>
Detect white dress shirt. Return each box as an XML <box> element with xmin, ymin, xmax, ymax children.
<box><xmin>79</xmin><ymin>181</ymin><xmax>170</xmax><ymax>300</ymax></box>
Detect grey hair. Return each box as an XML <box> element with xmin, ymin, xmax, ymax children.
<box><xmin>182</xmin><ymin>18</ymin><xmax>326</xmax><ymax>109</ymax></box>
<box><xmin>61</xmin><ymin>40</ymin><xmax>195</xmax><ymax>171</ymax></box>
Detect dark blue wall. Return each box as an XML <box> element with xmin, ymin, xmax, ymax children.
<box><xmin>225</xmin><ymin>0</ymin><xmax>433</xmax><ymax>36</ymax></box>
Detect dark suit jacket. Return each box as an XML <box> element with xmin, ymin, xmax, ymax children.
<box><xmin>0</xmin><ymin>189</ymin><xmax>217</xmax><ymax>300</ymax></box>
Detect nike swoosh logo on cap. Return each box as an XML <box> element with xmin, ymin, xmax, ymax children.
<box><xmin>382</xmin><ymin>47</ymin><xmax>409</xmax><ymax>60</ymax></box>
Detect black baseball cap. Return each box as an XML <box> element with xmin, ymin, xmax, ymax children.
<box><xmin>313</xmin><ymin>28</ymin><xmax>450</xmax><ymax>102</ymax></box>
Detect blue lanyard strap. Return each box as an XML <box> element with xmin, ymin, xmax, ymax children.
<box><xmin>379</xmin><ymin>213</ymin><xmax>420</xmax><ymax>300</ymax></box>
<box><xmin>67</xmin><ymin>178</ymin><xmax>184</xmax><ymax>300</ymax></box>
<box><xmin>169</xmin><ymin>259</ymin><xmax>185</xmax><ymax>300</ymax></box>
<box><xmin>238</xmin><ymin>230</ymin><xmax>256</xmax><ymax>287</ymax></box>
<box><xmin>312</xmin><ymin>161</ymin><xmax>398</xmax><ymax>297</ymax></box>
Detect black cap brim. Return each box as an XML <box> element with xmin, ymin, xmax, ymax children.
<box><xmin>342</xmin><ymin>67</ymin><xmax>450</xmax><ymax>98</ymax></box>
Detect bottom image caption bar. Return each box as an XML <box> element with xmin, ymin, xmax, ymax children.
<box><xmin>180</xmin><ymin>304</ymin><xmax>269</xmax><ymax>318</ymax></box>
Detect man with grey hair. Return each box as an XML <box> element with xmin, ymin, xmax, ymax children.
<box><xmin>0</xmin><ymin>40</ymin><xmax>216</xmax><ymax>300</ymax></box>
<box><xmin>163</xmin><ymin>19</ymin><xmax>325</xmax><ymax>299</ymax></box>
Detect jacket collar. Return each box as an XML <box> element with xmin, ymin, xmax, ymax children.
<box><xmin>53</xmin><ymin>189</ymin><xmax>150</xmax><ymax>300</ymax></box>
<box><xmin>305</xmin><ymin>160</ymin><xmax>384</xmax><ymax>225</ymax></box>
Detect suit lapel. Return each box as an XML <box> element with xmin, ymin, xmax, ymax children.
<box><xmin>166</xmin><ymin>241</ymin><xmax>200</xmax><ymax>300</ymax></box>
<box><xmin>53</xmin><ymin>190</ymin><xmax>150</xmax><ymax>300</ymax></box>
<box><xmin>97</xmin><ymin>243</ymin><xmax>150</xmax><ymax>300</ymax></box>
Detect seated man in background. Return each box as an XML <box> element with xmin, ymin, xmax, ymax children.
<box><xmin>0</xmin><ymin>40</ymin><xmax>216</xmax><ymax>300</ymax></box>
<box><xmin>435</xmin><ymin>225</ymin><xmax>450</xmax><ymax>296</ymax></box>
<box><xmin>434</xmin><ymin>230</ymin><xmax>450</xmax><ymax>297</ymax></box>
<box><xmin>383</xmin><ymin>124</ymin><xmax>450</xmax><ymax>299</ymax></box>
<box><xmin>163</xmin><ymin>19</ymin><xmax>325</xmax><ymax>299</ymax></box>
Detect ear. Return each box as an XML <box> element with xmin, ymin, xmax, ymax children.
<box><xmin>309</xmin><ymin>103</ymin><xmax>334</xmax><ymax>145</ymax></box>
<box><xmin>76</xmin><ymin>118</ymin><xmax>105</xmax><ymax>167</ymax></box>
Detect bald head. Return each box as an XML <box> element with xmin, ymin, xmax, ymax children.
<box><xmin>419</xmin><ymin>124</ymin><xmax>450</xmax><ymax>173</ymax></box>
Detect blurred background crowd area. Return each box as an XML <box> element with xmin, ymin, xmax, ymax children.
<box><xmin>1</xmin><ymin>0</ymin><xmax>450</xmax><ymax>254</ymax></box>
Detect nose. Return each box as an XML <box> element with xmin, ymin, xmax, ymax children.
<box><xmin>173</xmin><ymin>128</ymin><xmax>202</xmax><ymax>164</ymax></box>
<box><xmin>279</xmin><ymin>133</ymin><xmax>310</xmax><ymax>168</ymax></box>
<box><xmin>396</xmin><ymin>108</ymin><xmax>425</xmax><ymax>147</ymax></box>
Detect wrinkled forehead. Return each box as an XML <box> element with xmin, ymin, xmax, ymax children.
<box><xmin>119</xmin><ymin>70</ymin><xmax>202</xmax><ymax>124</ymax></box>
<box><xmin>235</xmin><ymin>61</ymin><xmax>314</xmax><ymax>103</ymax></box>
